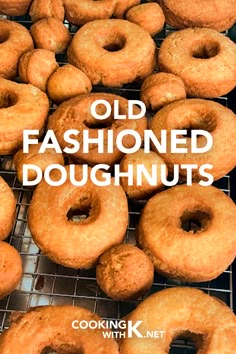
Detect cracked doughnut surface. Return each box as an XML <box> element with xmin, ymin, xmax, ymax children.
<box><xmin>137</xmin><ymin>184</ymin><xmax>236</xmax><ymax>282</ymax></box>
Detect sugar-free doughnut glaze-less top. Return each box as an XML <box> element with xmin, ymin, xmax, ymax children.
<box><xmin>67</xmin><ymin>19</ymin><xmax>156</xmax><ymax>87</ymax></box>
<box><xmin>137</xmin><ymin>184</ymin><xmax>236</xmax><ymax>282</ymax></box>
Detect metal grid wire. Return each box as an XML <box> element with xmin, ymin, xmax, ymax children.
<box><xmin>0</xmin><ymin>3</ymin><xmax>235</xmax><ymax>353</ymax></box>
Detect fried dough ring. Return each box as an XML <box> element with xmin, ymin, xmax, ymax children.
<box><xmin>0</xmin><ymin>78</ymin><xmax>49</xmax><ymax>155</ymax></box>
<box><xmin>48</xmin><ymin>93</ymin><xmax>147</xmax><ymax>166</ymax></box>
<box><xmin>28</xmin><ymin>165</ymin><xmax>128</xmax><ymax>269</ymax></box>
<box><xmin>68</xmin><ymin>19</ymin><xmax>156</xmax><ymax>87</ymax></box>
<box><xmin>0</xmin><ymin>20</ymin><xmax>33</xmax><ymax>79</ymax></box>
<box><xmin>137</xmin><ymin>184</ymin><xmax>236</xmax><ymax>282</ymax></box>
<box><xmin>120</xmin><ymin>287</ymin><xmax>236</xmax><ymax>354</ymax></box>
<box><xmin>150</xmin><ymin>98</ymin><xmax>236</xmax><ymax>182</ymax></box>
<box><xmin>158</xmin><ymin>28</ymin><xmax>236</xmax><ymax>98</ymax></box>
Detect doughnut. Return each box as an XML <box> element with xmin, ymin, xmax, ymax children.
<box><xmin>126</xmin><ymin>3</ymin><xmax>165</xmax><ymax>37</ymax></box>
<box><xmin>0</xmin><ymin>305</ymin><xmax>119</xmax><ymax>353</ymax></box>
<box><xmin>120</xmin><ymin>287</ymin><xmax>236</xmax><ymax>354</ymax></box>
<box><xmin>158</xmin><ymin>28</ymin><xmax>236</xmax><ymax>98</ymax></box>
<box><xmin>141</xmin><ymin>73</ymin><xmax>186</xmax><ymax>111</ymax></box>
<box><xmin>19</xmin><ymin>49</ymin><xmax>59</xmax><ymax>92</ymax></box>
<box><xmin>64</xmin><ymin>0</ymin><xmax>116</xmax><ymax>26</ymax></box>
<box><xmin>30</xmin><ymin>0</ymin><xmax>65</xmax><ymax>23</ymax></box>
<box><xmin>150</xmin><ymin>98</ymin><xmax>236</xmax><ymax>182</ymax></box>
<box><xmin>113</xmin><ymin>0</ymin><xmax>141</xmax><ymax>18</ymax></box>
<box><xmin>160</xmin><ymin>0</ymin><xmax>236</xmax><ymax>32</ymax></box>
<box><xmin>96</xmin><ymin>244</ymin><xmax>154</xmax><ymax>301</ymax></box>
<box><xmin>30</xmin><ymin>17</ymin><xmax>72</xmax><ymax>54</ymax></box>
<box><xmin>120</xmin><ymin>149</ymin><xmax>167</xmax><ymax>199</ymax></box>
<box><xmin>0</xmin><ymin>242</ymin><xmax>22</xmax><ymax>299</ymax></box>
<box><xmin>14</xmin><ymin>143</ymin><xmax>64</xmax><ymax>183</ymax></box>
<box><xmin>0</xmin><ymin>20</ymin><xmax>33</xmax><ymax>80</ymax></box>
<box><xmin>137</xmin><ymin>184</ymin><xmax>236</xmax><ymax>282</ymax></box>
<box><xmin>28</xmin><ymin>165</ymin><xmax>128</xmax><ymax>269</ymax></box>
<box><xmin>0</xmin><ymin>78</ymin><xmax>49</xmax><ymax>155</ymax></box>
<box><xmin>0</xmin><ymin>177</ymin><xmax>16</xmax><ymax>241</ymax></box>
<box><xmin>48</xmin><ymin>93</ymin><xmax>147</xmax><ymax>166</ymax></box>
<box><xmin>0</xmin><ymin>0</ymin><xmax>31</xmax><ymax>16</ymax></box>
<box><xmin>67</xmin><ymin>19</ymin><xmax>156</xmax><ymax>87</ymax></box>
<box><xmin>47</xmin><ymin>64</ymin><xmax>92</xmax><ymax>104</ymax></box>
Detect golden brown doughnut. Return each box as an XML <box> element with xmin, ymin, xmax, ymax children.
<box><xmin>0</xmin><ymin>305</ymin><xmax>119</xmax><ymax>353</ymax></box>
<box><xmin>120</xmin><ymin>149</ymin><xmax>167</xmax><ymax>199</ymax></box>
<box><xmin>0</xmin><ymin>242</ymin><xmax>22</xmax><ymax>299</ymax></box>
<box><xmin>113</xmin><ymin>0</ymin><xmax>141</xmax><ymax>18</ymax></box>
<box><xmin>47</xmin><ymin>64</ymin><xmax>92</xmax><ymax>104</ymax></box>
<box><xmin>30</xmin><ymin>17</ymin><xmax>72</xmax><ymax>54</ymax></box>
<box><xmin>29</xmin><ymin>0</ymin><xmax>65</xmax><ymax>23</ymax></box>
<box><xmin>158</xmin><ymin>28</ymin><xmax>236</xmax><ymax>98</ymax></box>
<box><xmin>0</xmin><ymin>20</ymin><xmax>33</xmax><ymax>80</ymax></box>
<box><xmin>0</xmin><ymin>78</ymin><xmax>49</xmax><ymax>155</ymax></box>
<box><xmin>96</xmin><ymin>244</ymin><xmax>154</xmax><ymax>301</ymax></box>
<box><xmin>126</xmin><ymin>3</ymin><xmax>165</xmax><ymax>36</ymax></box>
<box><xmin>0</xmin><ymin>177</ymin><xmax>16</xmax><ymax>241</ymax></box>
<box><xmin>64</xmin><ymin>0</ymin><xmax>116</xmax><ymax>26</ymax></box>
<box><xmin>120</xmin><ymin>287</ymin><xmax>236</xmax><ymax>354</ymax></box>
<box><xmin>67</xmin><ymin>19</ymin><xmax>156</xmax><ymax>87</ymax></box>
<box><xmin>48</xmin><ymin>93</ymin><xmax>147</xmax><ymax>166</ymax></box>
<box><xmin>0</xmin><ymin>0</ymin><xmax>31</xmax><ymax>16</ymax></box>
<box><xmin>160</xmin><ymin>0</ymin><xmax>236</xmax><ymax>32</ymax></box>
<box><xmin>19</xmin><ymin>49</ymin><xmax>58</xmax><ymax>92</ymax></box>
<box><xmin>137</xmin><ymin>184</ymin><xmax>236</xmax><ymax>282</ymax></box>
<box><xmin>150</xmin><ymin>98</ymin><xmax>236</xmax><ymax>182</ymax></box>
<box><xmin>28</xmin><ymin>165</ymin><xmax>128</xmax><ymax>269</ymax></box>
<box><xmin>141</xmin><ymin>73</ymin><xmax>186</xmax><ymax>111</ymax></box>
<box><xmin>13</xmin><ymin>143</ymin><xmax>64</xmax><ymax>183</ymax></box>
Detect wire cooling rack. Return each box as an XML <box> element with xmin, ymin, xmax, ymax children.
<box><xmin>0</xmin><ymin>3</ymin><xmax>235</xmax><ymax>353</ymax></box>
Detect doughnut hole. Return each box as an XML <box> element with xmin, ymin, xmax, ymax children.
<box><xmin>191</xmin><ymin>40</ymin><xmax>220</xmax><ymax>59</ymax></box>
<box><xmin>0</xmin><ymin>91</ymin><xmax>18</xmax><ymax>108</ymax></box>
<box><xmin>102</xmin><ymin>34</ymin><xmax>126</xmax><ymax>52</ymax></box>
<box><xmin>170</xmin><ymin>332</ymin><xmax>204</xmax><ymax>353</ymax></box>
<box><xmin>0</xmin><ymin>29</ymin><xmax>9</xmax><ymax>44</ymax></box>
<box><xmin>66</xmin><ymin>192</ymin><xmax>100</xmax><ymax>224</ymax></box>
<box><xmin>180</xmin><ymin>209</ymin><xmax>211</xmax><ymax>234</ymax></box>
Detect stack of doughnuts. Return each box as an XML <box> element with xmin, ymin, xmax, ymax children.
<box><xmin>0</xmin><ymin>2</ymin><xmax>236</xmax><ymax>352</ymax></box>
